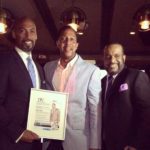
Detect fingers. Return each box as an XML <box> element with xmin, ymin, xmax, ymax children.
<box><xmin>124</xmin><ymin>146</ymin><xmax>136</xmax><ymax>150</ymax></box>
<box><xmin>124</xmin><ymin>146</ymin><xmax>128</xmax><ymax>150</ymax></box>
<box><xmin>20</xmin><ymin>130</ymin><xmax>40</xmax><ymax>143</ymax></box>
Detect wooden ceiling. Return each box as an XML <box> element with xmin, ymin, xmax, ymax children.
<box><xmin>1</xmin><ymin>0</ymin><xmax>150</xmax><ymax>57</ymax></box>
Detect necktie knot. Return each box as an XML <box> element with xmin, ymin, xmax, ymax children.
<box><xmin>27</xmin><ymin>56</ymin><xmax>32</xmax><ymax>62</ymax></box>
<box><xmin>27</xmin><ymin>56</ymin><xmax>36</xmax><ymax>88</ymax></box>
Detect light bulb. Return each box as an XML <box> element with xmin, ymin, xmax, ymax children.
<box><xmin>0</xmin><ymin>22</ymin><xmax>7</xmax><ymax>34</ymax></box>
<box><xmin>139</xmin><ymin>20</ymin><xmax>150</xmax><ymax>30</ymax></box>
<box><xmin>68</xmin><ymin>23</ymin><xmax>79</xmax><ymax>32</ymax></box>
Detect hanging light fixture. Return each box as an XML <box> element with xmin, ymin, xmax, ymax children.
<box><xmin>0</xmin><ymin>0</ymin><xmax>6</xmax><ymax>34</ymax></box>
<box><xmin>60</xmin><ymin>6</ymin><xmax>88</xmax><ymax>35</ymax></box>
<box><xmin>0</xmin><ymin>0</ymin><xmax>14</xmax><ymax>34</ymax></box>
<box><xmin>0</xmin><ymin>9</ymin><xmax>8</xmax><ymax>34</ymax></box>
<box><xmin>133</xmin><ymin>4</ymin><xmax>150</xmax><ymax>32</ymax></box>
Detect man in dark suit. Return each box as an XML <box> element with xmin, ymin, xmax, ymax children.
<box><xmin>102</xmin><ymin>43</ymin><xmax>150</xmax><ymax>150</ymax></box>
<box><xmin>0</xmin><ymin>17</ymin><xmax>45</xmax><ymax>150</ymax></box>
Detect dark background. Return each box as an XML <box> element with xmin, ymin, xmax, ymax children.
<box><xmin>0</xmin><ymin>0</ymin><xmax>150</xmax><ymax>77</ymax></box>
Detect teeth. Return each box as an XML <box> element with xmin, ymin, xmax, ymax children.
<box><xmin>24</xmin><ymin>41</ymin><xmax>32</xmax><ymax>44</ymax></box>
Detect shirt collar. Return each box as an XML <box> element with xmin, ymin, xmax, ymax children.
<box><xmin>58</xmin><ymin>54</ymin><xmax>78</xmax><ymax>68</ymax></box>
<box><xmin>107</xmin><ymin>73</ymin><xmax>118</xmax><ymax>80</ymax></box>
<box><xmin>15</xmin><ymin>46</ymin><xmax>32</xmax><ymax>61</ymax></box>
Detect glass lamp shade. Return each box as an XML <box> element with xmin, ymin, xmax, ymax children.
<box><xmin>139</xmin><ymin>19</ymin><xmax>150</xmax><ymax>30</ymax></box>
<box><xmin>0</xmin><ymin>8</ymin><xmax>14</xmax><ymax>34</ymax></box>
<box><xmin>134</xmin><ymin>4</ymin><xmax>150</xmax><ymax>32</ymax></box>
<box><xmin>60</xmin><ymin>7</ymin><xmax>87</xmax><ymax>34</ymax></box>
<box><xmin>0</xmin><ymin>18</ymin><xmax>7</xmax><ymax>33</ymax></box>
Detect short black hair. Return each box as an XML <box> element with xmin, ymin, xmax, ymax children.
<box><xmin>56</xmin><ymin>25</ymin><xmax>78</xmax><ymax>41</ymax></box>
<box><xmin>12</xmin><ymin>16</ymin><xmax>36</xmax><ymax>32</ymax></box>
<box><xmin>103</xmin><ymin>43</ymin><xmax>125</xmax><ymax>55</ymax></box>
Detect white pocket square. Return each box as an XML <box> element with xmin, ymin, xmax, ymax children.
<box><xmin>119</xmin><ymin>83</ymin><xmax>128</xmax><ymax>92</ymax></box>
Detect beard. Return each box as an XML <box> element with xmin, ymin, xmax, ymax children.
<box><xmin>107</xmin><ymin>63</ymin><xmax>124</xmax><ymax>75</ymax></box>
<box><xmin>17</xmin><ymin>40</ymin><xmax>35</xmax><ymax>52</ymax></box>
<box><xmin>23</xmin><ymin>40</ymin><xmax>35</xmax><ymax>52</ymax></box>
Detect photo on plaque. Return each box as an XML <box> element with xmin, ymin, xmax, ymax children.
<box><xmin>27</xmin><ymin>88</ymin><xmax>69</xmax><ymax>140</ymax></box>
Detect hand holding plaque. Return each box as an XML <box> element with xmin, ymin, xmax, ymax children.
<box><xmin>27</xmin><ymin>89</ymin><xmax>69</xmax><ymax>140</ymax></box>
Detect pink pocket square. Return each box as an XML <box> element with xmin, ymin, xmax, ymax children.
<box><xmin>119</xmin><ymin>83</ymin><xmax>128</xmax><ymax>92</ymax></box>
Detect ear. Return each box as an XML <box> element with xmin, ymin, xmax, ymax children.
<box><xmin>12</xmin><ymin>31</ymin><xmax>16</xmax><ymax>39</ymax></box>
<box><xmin>123</xmin><ymin>55</ymin><xmax>126</xmax><ymax>62</ymax></box>
<box><xmin>56</xmin><ymin>40</ymin><xmax>60</xmax><ymax>48</ymax></box>
<box><xmin>75</xmin><ymin>42</ymin><xmax>79</xmax><ymax>50</ymax></box>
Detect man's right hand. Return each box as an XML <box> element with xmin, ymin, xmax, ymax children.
<box><xmin>20</xmin><ymin>130</ymin><xmax>40</xmax><ymax>143</ymax></box>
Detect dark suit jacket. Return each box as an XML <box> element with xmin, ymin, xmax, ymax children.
<box><xmin>102</xmin><ymin>67</ymin><xmax>150</xmax><ymax>150</ymax></box>
<box><xmin>0</xmin><ymin>50</ymin><xmax>45</xmax><ymax>150</ymax></box>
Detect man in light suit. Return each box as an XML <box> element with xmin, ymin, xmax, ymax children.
<box><xmin>102</xmin><ymin>43</ymin><xmax>150</xmax><ymax>150</ymax></box>
<box><xmin>0</xmin><ymin>17</ymin><xmax>45</xmax><ymax>150</ymax></box>
<box><xmin>44</xmin><ymin>26</ymin><xmax>102</xmax><ymax>150</ymax></box>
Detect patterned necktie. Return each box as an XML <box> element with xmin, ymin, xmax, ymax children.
<box><xmin>27</xmin><ymin>57</ymin><xmax>36</xmax><ymax>88</ymax></box>
<box><xmin>105</xmin><ymin>75</ymin><xmax>113</xmax><ymax>100</ymax></box>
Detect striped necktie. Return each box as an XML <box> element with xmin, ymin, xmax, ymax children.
<box><xmin>27</xmin><ymin>57</ymin><xmax>36</xmax><ymax>88</ymax></box>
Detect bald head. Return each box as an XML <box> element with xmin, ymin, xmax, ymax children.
<box><xmin>12</xmin><ymin>17</ymin><xmax>37</xmax><ymax>53</ymax></box>
<box><xmin>104</xmin><ymin>43</ymin><xmax>125</xmax><ymax>55</ymax></box>
<box><xmin>103</xmin><ymin>43</ymin><xmax>126</xmax><ymax>75</ymax></box>
<box><xmin>13</xmin><ymin>17</ymin><xmax>36</xmax><ymax>31</ymax></box>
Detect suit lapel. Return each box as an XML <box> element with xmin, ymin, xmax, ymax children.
<box><xmin>12</xmin><ymin>50</ymin><xmax>33</xmax><ymax>87</ymax></box>
<box><xmin>34</xmin><ymin>62</ymin><xmax>46</xmax><ymax>89</ymax></box>
<box><xmin>51</xmin><ymin>61</ymin><xmax>59</xmax><ymax>91</ymax></box>
<box><xmin>102</xmin><ymin>76</ymin><xmax>107</xmax><ymax>105</ymax></box>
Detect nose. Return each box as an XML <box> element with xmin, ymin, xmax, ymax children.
<box><xmin>110</xmin><ymin>56</ymin><xmax>116</xmax><ymax>63</ymax></box>
<box><xmin>65</xmin><ymin>38</ymin><xmax>71</xmax><ymax>44</ymax></box>
<box><xmin>25</xmin><ymin>31</ymin><xmax>31</xmax><ymax>39</ymax></box>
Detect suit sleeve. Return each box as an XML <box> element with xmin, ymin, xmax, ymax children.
<box><xmin>87</xmin><ymin>67</ymin><xmax>102</xmax><ymax>149</ymax></box>
<box><xmin>0</xmin><ymin>58</ymin><xmax>24</xmax><ymax>142</ymax></box>
<box><xmin>131</xmin><ymin>71</ymin><xmax>150</xmax><ymax>148</ymax></box>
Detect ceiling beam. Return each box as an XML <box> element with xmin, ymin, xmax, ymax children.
<box><xmin>33</xmin><ymin>0</ymin><xmax>57</xmax><ymax>42</ymax></box>
<box><xmin>100</xmin><ymin>0</ymin><xmax>115</xmax><ymax>49</ymax></box>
